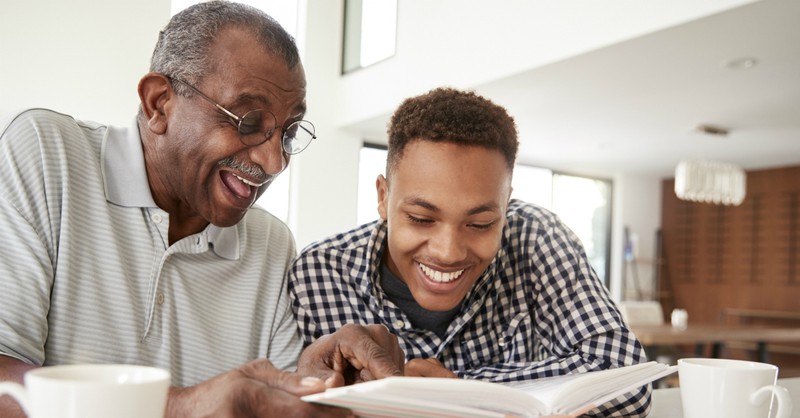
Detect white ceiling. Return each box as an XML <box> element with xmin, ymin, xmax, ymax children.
<box><xmin>353</xmin><ymin>0</ymin><xmax>800</xmax><ymax>179</ymax></box>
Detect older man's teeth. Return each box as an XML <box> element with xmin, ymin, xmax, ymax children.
<box><xmin>420</xmin><ymin>263</ymin><xmax>464</xmax><ymax>283</ymax></box>
<box><xmin>233</xmin><ymin>173</ymin><xmax>265</xmax><ymax>187</ymax></box>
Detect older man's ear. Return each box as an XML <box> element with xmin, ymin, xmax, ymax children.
<box><xmin>138</xmin><ymin>72</ymin><xmax>173</xmax><ymax>135</ymax></box>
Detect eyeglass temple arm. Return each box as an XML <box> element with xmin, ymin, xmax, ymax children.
<box><xmin>298</xmin><ymin>123</ymin><xmax>316</xmax><ymax>139</ymax></box>
<box><xmin>214</xmin><ymin>104</ymin><xmax>240</xmax><ymax>122</ymax></box>
<box><xmin>171</xmin><ymin>77</ymin><xmax>242</xmax><ymax>123</ymax></box>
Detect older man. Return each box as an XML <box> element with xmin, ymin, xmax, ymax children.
<box><xmin>0</xmin><ymin>2</ymin><xmax>402</xmax><ymax>418</ymax></box>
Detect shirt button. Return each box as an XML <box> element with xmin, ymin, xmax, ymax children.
<box><xmin>156</xmin><ymin>293</ymin><xmax>164</xmax><ymax>305</ymax></box>
<box><xmin>393</xmin><ymin>320</ymin><xmax>405</xmax><ymax>328</ymax></box>
<box><xmin>498</xmin><ymin>339</ymin><xmax>506</xmax><ymax>347</ymax></box>
<box><xmin>152</xmin><ymin>213</ymin><xmax>163</xmax><ymax>224</ymax></box>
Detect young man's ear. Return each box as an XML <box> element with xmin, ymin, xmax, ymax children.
<box><xmin>138</xmin><ymin>72</ymin><xmax>173</xmax><ymax>135</ymax></box>
<box><xmin>376</xmin><ymin>174</ymin><xmax>389</xmax><ymax>220</ymax></box>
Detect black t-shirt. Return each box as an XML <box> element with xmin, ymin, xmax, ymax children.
<box><xmin>380</xmin><ymin>263</ymin><xmax>461</xmax><ymax>338</ymax></box>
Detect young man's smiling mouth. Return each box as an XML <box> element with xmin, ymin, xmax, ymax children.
<box><xmin>419</xmin><ymin>262</ymin><xmax>465</xmax><ymax>283</ymax></box>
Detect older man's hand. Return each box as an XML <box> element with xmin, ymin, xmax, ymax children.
<box><xmin>165</xmin><ymin>358</ymin><xmax>354</xmax><ymax>418</ymax></box>
<box><xmin>297</xmin><ymin>324</ymin><xmax>405</xmax><ymax>387</ymax></box>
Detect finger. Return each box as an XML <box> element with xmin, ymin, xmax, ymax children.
<box><xmin>296</xmin><ymin>335</ymin><xmax>347</xmax><ymax>388</ymax></box>
<box><xmin>239</xmin><ymin>359</ymin><xmax>327</xmax><ymax>396</ymax></box>
<box><xmin>244</xmin><ymin>383</ymin><xmax>354</xmax><ymax>418</ymax></box>
<box><xmin>423</xmin><ymin>366</ymin><xmax>457</xmax><ymax>378</ymax></box>
<box><xmin>297</xmin><ymin>324</ymin><xmax>404</xmax><ymax>387</ymax></box>
<box><xmin>338</xmin><ymin>324</ymin><xmax>403</xmax><ymax>380</ymax></box>
<box><xmin>365</xmin><ymin>324</ymin><xmax>406</xmax><ymax>370</ymax></box>
<box><xmin>404</xmin><ymin>358</ymin><xmax>457</xmax><ymax>378</ymax></box>
<box><xmin>359</xmin><ymin>368</ymin><xmax>374</xmax><ymax>382</ymax></box>
<box><xmin>323</xmin><ymin>373</ymin><xmax>345</xmax><ymax>389</ymax></box>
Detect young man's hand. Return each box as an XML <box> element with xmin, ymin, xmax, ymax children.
<box><xmin>404</xmin><ymin>358</ymin><xmax>457</xmax><ymax>378</ymax></box>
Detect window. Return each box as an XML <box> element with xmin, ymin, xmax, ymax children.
<box><xmin>356</xmin><ymin>144</ymin><xmax>613</xmax><ymax>285</ymax></box>
<box><xmin>551</xmin><ymin>173</ymin><xmax>613</xmax><ymax>285</ymax></box>
<box><xmin>357</xmin><ymin>144</ymin><xmax>388</xmax><ymax>225</ymax></box>
<box><xmin>342</xmin><ymin>0</ymin><xmax>398</xmax><ymax>73</ymax></box>
<box><xmin>510</xmin><ymin>165</ymin><xmax>552</xmax><ymax>208</ymax></box>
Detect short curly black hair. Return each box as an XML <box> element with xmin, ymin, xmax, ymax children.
<box><xmin>386</xmin><ymin>87</ymin><xmax>519</xmax><ymax>177</ymax></box>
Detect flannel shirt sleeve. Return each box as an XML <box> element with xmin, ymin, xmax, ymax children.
<box><xmin>287</xmin><ymin>252</ymin><xmax>323</xmax><ymax>348</ymax></box>
<box><xmin>287</xmin><ymin>234</ymin><xmax>375</xmax><ymax>348</ymax></box>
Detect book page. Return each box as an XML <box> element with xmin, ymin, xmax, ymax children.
<box><xmin>565</xmin><ymin>364</ymin><xmax>676</xmax><ymax>415</ymax></box>
<box><xmin>304</xmin><ymin>377</ymin><xmax>548</xmax><ymax>417</ymax></box>
<box><xmin>303</xmin><ymin>362</ymin><xmax>676</xmax><ymax>418</ymax></box>
<box><xmin>505</xmin><ymin>362</ymin><xmax>676</xmax><ymax>414</ymax></box>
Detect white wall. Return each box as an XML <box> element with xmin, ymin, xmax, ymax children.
<box><xmin>290</xmin><ymin>0</ymin><xmax>363</xmax><ymax>248</ymax></box>
<box><xmin>0</xmin><ymin>0</ymin><xmax>726</xmax><ymax>298</ymax></box>
<box><xmin>0</xmin><ymin>0</ymin><xmax>169</xmax><ymax>126</ymax></box>
<box><xmin>294</xmin><ymin>0</ymin><xmax>748</xmax><ymax>297</ymax></box>
<box><xmin>333</xmin><ymin>0</ymin><xmax>756</xmax><ymax>128</ymax></box>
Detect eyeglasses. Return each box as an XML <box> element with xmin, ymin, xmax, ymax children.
<box><xmin>169</xmin><ymin>77</ymin><xmax>316</xmax><ymax>155</ymax></box>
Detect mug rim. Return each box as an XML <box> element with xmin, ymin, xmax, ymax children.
<box><xmin>26</xmin><ymin>364</ymin><xmax>170</xmax><ymax>384</ymax></box>
<box><xmin>678</xmin><ymin>357</ymin><xmax>778</xmax><ymax>371</ymax></box>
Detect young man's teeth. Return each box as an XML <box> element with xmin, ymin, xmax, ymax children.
<box><xmin>233</xmin><ymin>173</ymin><xmax>263</xmax><ymax>187</ymax></box>
<box><xmin>420</xmin><ymin>263</ymin><xmax>464</xmax><ymax>283</ymax></box>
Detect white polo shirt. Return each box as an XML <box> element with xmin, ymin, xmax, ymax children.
<box><xmin>0</xmin><ymin>109</ymin><xmax>302</xmax><ymax>386</ymax></box>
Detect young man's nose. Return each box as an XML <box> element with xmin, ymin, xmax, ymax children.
<box><xmin>428</xmin><ymin>226</ymin><xmax>467</xmax><ymax>263</ymax></box>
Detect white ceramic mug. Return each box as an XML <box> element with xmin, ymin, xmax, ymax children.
<box><xmin>678</xmin><ymin>358</ymin><xmax>792</xmax><ymax>418</ymax></box>
<box><xmin>0</xmin><ymin>364</ymin><xmax>170</xmax><ymax>418</ymax></box>
<box><xmin>671</xmin><ymin>308</ymin><xmax>688</xmax><ymax>329</ymax></box>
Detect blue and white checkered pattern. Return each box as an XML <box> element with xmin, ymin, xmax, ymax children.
<box><xmin>289</xmin><ymin>200</ymin><xmax>650</xmax><ymax>416</ymax></box>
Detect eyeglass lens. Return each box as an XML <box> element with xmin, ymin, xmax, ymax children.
<box><xmin>236</xmin><ymin>109</ymin><xmax>315</xmax><ymax>155</ymax></box>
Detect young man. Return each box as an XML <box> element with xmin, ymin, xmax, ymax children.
<box><xmin>0</xmin><ymin>2</ymin><xmax>403</xmax><ymax>418</ymax></box>
<box><xmin>289</xmin><ymin>87</ymin><xmax>651</xmax><ymax>416</ymax></box>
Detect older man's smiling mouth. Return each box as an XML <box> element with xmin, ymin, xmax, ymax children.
<box><xmin>233</xmin><ymin>173</ymin><xmax>267</xmax><ymax>187</ymax></box>
<box><xmin>220</xmin><ymin>171</ymin><xmax>269</xmax><ymax>201</ymax></box>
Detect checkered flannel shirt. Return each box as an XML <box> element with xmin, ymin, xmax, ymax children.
<box><xmin>288</xmin><ymin>199</ymin><xmax>651</xmax><ymax>417</ymax></box>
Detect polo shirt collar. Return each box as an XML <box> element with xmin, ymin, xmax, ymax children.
<box><xmin>101</xmin><ymin>117</ymin><xmax>240</xmax><ymax>260</ymax></box>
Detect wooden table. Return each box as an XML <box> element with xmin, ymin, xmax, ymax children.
<box><xmin>629</xmin><ymin>324</ymin><xmax>800</xmax><ymax>362</ymax></box>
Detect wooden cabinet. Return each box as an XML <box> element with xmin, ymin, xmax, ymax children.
<box><xmin>660</xmin><ymin>166</ymin><xmax>800</xmax><ymax>324</ymax></box>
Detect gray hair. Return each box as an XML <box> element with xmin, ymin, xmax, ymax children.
<box><xmin>150</xmin><ymin>0</ymin><xmax>300</xmax><ymax>96</ymax></box>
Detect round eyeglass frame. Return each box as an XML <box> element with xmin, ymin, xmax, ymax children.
<box><xmin>169</xmin><ymin>76</ymin><xmax>316</xmax><ymax>155</ymax></box>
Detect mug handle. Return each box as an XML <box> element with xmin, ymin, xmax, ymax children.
<box><xmin>0</xmin><ymin>382</ymin><xmax>31</xmax><ymax>416</ymax></box>
<box><xmin>750</xmin><ymin>384</ymin><xmax>792</xmax><ymax>418</ymax></box>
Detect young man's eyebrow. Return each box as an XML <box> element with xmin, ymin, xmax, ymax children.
<box><xmin>403</xmin><ymin>197</ymin><xmax>500</xmax><ymax>216</ymax></box>
<box><xmin>466</xmin><ymin>203</ymin><xmax>500</xmax><ymax>216</ymax></box>
<box><xmin>403</xmin><ymin>197</ymin><xmax>438</xmax><ymax>212</ymax></box>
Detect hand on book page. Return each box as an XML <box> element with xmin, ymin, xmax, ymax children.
<box><xmin>302</xmin><ymin>361</ymin><xmax>676</xmax><ymax>418</ymax></box>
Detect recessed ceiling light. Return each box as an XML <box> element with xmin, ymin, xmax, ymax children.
<box><xmin>724</xmin><ymin>57</ymin><xmax>758</xmax><ymax>70</ymax></box>
<box><xmin>694</xmin><ymin>124</ymin><xmax>730</xmax><ymax>137</ymax></box>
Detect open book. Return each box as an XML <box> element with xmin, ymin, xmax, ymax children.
<box><xmin>302</xmin><ymin>361</ymin><xmax>676</xmax><ymax>418</ymax></box>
